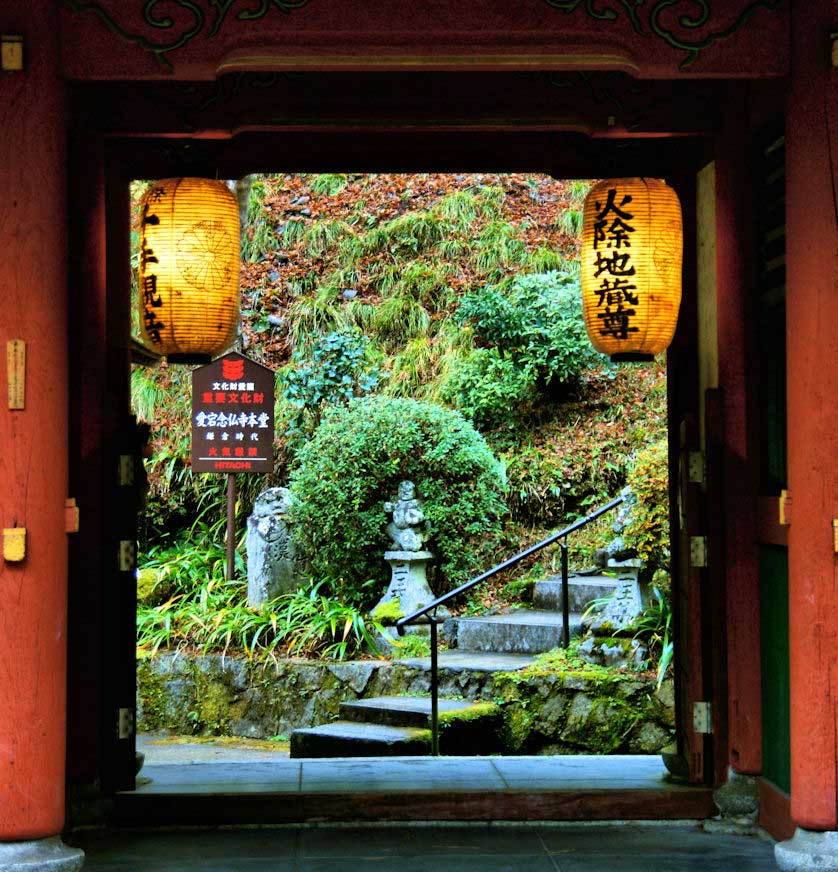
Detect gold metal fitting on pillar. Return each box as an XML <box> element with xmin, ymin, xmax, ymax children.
<box><xmin>831</xmin><ymin>32</ymin><xmax>838</xmax><ymax>68</ymax></box>
<box><xmin>1</xmin><ymin>35</ymin><xmax>23</xmax><ymax>72</ymax></box>
<box><xmin>3</xmin><ymin>528</ymin><xmax>26</xmax><ymax>562</ymax></box>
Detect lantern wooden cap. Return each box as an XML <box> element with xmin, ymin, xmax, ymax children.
<box><xmin>138</xmin><ymin>178</ymin><xmax>241</xmax><ymax>362</ymax></box>
<box><xmin>580</xmin><ymin>178</ymin><xmax>682</xmax><ymax>362</ymax></box>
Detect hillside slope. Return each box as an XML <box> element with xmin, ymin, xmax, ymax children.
<box><xmin>133</xmin><ymin>172</ymin><xmax>666</xmax><ymax>584</ymax></box>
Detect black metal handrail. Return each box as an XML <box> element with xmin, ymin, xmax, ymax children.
<box><xmin>395</xmin><ymin>494</ymin><xmax>624</xmax><ymax>756</ymax></box>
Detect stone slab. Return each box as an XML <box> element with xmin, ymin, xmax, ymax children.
<box><xmin>455</xmin><ymin>610</ymin><xmax>584</xmax><ymax>654</ymax></box>
<box><xmin>300</xmin><ymin>756</ymin><xmax>505</xmax><ymax>792</ymax></box>
<box><xmin>290</xmin><ymin>721</ymin><xmax>430</xmax><ymax>758</ymax></box>
<box><xmin>395</xmin><ymin>651</ymin><xmax>537</xmax><ymax>672</ymax></box>
<box><xmin>340</xmin><ymin>696</ymin><xmax>482</xmax><ymax>728</ymax></box>
<box><xmin>533</xmin><ymin>575</ymin><xmax>620</xmax><ymax>612</ymax></box>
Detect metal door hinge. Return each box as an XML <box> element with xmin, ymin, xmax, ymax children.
<box><xmin>65</xmin><ymin>498</ymin><xmax>79</xmax><ymax>533</ymax></box>
<box><xmin>688</xmin><ymin>451</ymin><xmax>705</xmax><ymax>485</ymax></box>
<box><xmin>118</xmin><ymin>540</ymin><xmax>136</xmax><ymax>572</ymax></box>
<box><xmin>118</xmin><ymin>708</ymin><xmax>135</xmax><ymax>740</ymax></box>
<box><xmin>690</xmin><ymin>536</ymin><xmax>708</xmax><ymax>568</ymax></box>
<box><xmin>779</xmin><ymin>489</ymin><xmax>792</xmax><ymax>526</ymax></box>
<box><xmin>118</xmin><ymin>455</ymin><xmax>135</xmax><ymax>486</ymax></box>
<box><xmin>693</xmin><ymin>702</ymin><xmax>713</xmax><ymax>734</ymax></box>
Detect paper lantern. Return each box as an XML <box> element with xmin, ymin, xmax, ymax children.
<box><xmin>138</xmin><ymin>178</ymin><xmax>240</xmax><ymax>364</ymax></box>
<box><xmin>580</xmin><ymin>178</ymin><xmax>682</xmax><ymax>362</ymax></box>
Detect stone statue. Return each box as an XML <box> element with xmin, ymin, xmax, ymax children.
<box><xmin>373</xmin><ymin>480</ymin><xmax>448</xmax><ymax>649</ymax></box>
<box><xmin>246</xmin><ymin>487</ymin><xmax>301</xmax><ymax>606</ymax></box>
<box><xmin>384</xmin><ymin>480</ymin><xmax>428</xmax><ymax>552</ymax></box>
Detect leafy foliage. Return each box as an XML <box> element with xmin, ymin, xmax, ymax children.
<box><xmin>632</xmin><ymin>575</ymin><xmax>673</xmax><ymax>688</ymax></box>
<box><xmin>138</xmin><ymin>573</ymin><xmax>385</xmax><ymax>662</ymax></box>
<box><xmin>242</xmin><ymin>177</ymin><xmax>277</xmax><ymax>262</ymax></box>
<box><xmin>458</xmin><ymin>270</ymin><xmax>597</xmax><ymax>389</ymax></box>
<box><xmin>287</xmin><ymin>396</ymin><xmax>508</xmax><ymax>605</ymax></box>
<box><xmin>622</xmin><ymin>439</ymin><xmax>671</xmax><ymax>572</ymax></box>
<box><xmin>444</xmin><ymin>270</ymin><xmax>600</xmax><ymax>429</ymax></box>
<box><xmin>493</xmin><ymin>363</ymin><xmax>667</xmax><ymax>528</ymax></box>
<box><xmin>281</xmin><ymin>328</ymin><xmax>382</xmax><ymax>438</ymax></box>
<box><xmin>440</xmin><ymin>347</ymin><xmax>536</xmax><ymax>429</ymax></box>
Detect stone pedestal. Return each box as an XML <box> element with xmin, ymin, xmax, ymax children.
<box><xmin>776</xmin><ymin>829</ymin><xmax>838</xmax><ymax>871</ymax></box>
<box><xmin>0</xmin><ymin>838</ymin><xmax>84</xmax><ymax>872</ymax></box>
<box><xmin>374</xmin><ymin>551</ymin><xmax>448</xmax><ymax>647</ymax></box>
<box><xmin>585</xmin><ymin>558</ymin><xmax>646</xmax><ymax>635</ymax></box>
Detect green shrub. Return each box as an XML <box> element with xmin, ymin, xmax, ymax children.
<box><xmin>622</xmin><ymin>439</ymin><xmax>670</xmax><ymax>572</ymax></box>
<box><xmin>288</xmin><ymin>396</ymin><xmax>508</xmax><ymax>605</ymax></box>
<box><xmin>455</xmin><ymin>286</ymin><xmax>527</xmax><ymax>351</ymax></box>
<box><xmin>440</xmin><ymin>347</ymin><xmax>536</xmax><ymax>429</ymax></box>
<box><xmin>281</xmin><ymin>328</ymin><xmax>382</xmax><ymax>437</ymax></box>
<box><xmin>444</xmin><ymin>270</ymin><xmax>599</xmax><ymax>428</ymax></box>
<box><xmin>456</xmin><ymin>269</ymin><xmax>597</xmax><ymax>391</ymax></box>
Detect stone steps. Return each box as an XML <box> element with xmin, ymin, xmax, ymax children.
<box><xmin>340</xmin><ymin>695</ymin><xmax>481</xmax><ymax>728</ymax></box>
<box><xmin>455</xmin><ymin>609</ymin><xmax>584</xmax><ymax>655</ymax></box>
<box><xmin>289</xmin><ymin>573</ymin><xmax>621</xmax><ymax>757</ymax></box>
<box><xmin>396</xmin><ymin>650</ymin><xmax>537</xmax><ymax>673</ymax></box>
<box><xmin>533</xmin><ymin>573</ymin><xmax>620</xmax><ymax>612</ymax></box>
<box><xmin>290</xmin><ymin>721</ymin><xmax>430</xmax><ymax>758</ymax></box>
<box><xmin>290</xmin><ymin>696</ymin><xmax>502</xmax><ymax>758</ymax></box>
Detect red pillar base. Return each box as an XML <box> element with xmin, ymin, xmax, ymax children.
<box><xmin>776</xmin><ymin>829</ymin><xmax>838</xmax><ymax>872</ymax></box>
<box><xmin>0</xmin><ymin>838</ymin><xmax>83</xmax><ymax>871</ymax></box>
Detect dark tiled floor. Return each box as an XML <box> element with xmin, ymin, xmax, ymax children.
<box><xmin>72</xmin><ymin>823</ymin><xmax>778</xmax><ymax>871</ymax></box>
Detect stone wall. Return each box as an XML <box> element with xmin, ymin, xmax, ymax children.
<box><xmin>137</xmin><ymin>654</ymin><xmax>675</xmax><ymax>755</ymax></box>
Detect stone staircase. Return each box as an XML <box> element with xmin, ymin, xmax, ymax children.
<box><xmin>450</xmin><ymin>570</ymin><xmax>618</xmax><ymax>655</ymax></box>
<box><xmin>290</xmin><ymin>696</ymin><xmax>502</xmax><ymax>757</ymax></box>
<box><xmin>289</xmin><ymin>571</ymin><xmax>619</xmax><ymax>758</ymax></box>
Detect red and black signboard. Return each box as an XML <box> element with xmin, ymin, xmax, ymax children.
<box><xmin>191</xmin><ymin>352</ymin><xmax>275</xmax><ymax>473</ymax></box>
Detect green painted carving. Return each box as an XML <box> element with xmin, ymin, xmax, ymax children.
<box><xmin>60</xmin><ymin>0</ymin><xmax>312</xmax><ymax>70</ymax></box>
<box><xmin>648</xmin><ymin>0</ymin><xmax>782</xmax><ymax>69</ymax></box>
<box><xmin>62</xmin><ymin>0</ymin><xmax>782</xmax><ymax>72</ymax></box>
<box><xmin>543</xmin><ymin>1</ymin><xmax>645</xmax><ymax>36</ymax></box>
<box><xmin>207</xmin><ymin>0</ymin><xmax>312</xmax><ymax>37</ymax></box>
<box><xmin>543</xmin><ymin>0</ymin><xmax>783</xmax><ymax>70</ymax></box>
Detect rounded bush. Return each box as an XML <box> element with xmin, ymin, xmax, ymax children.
<box><xmin>288</xmin><ymin>396</ymin><xmax>508</xmax><ymax>605</ymax></box>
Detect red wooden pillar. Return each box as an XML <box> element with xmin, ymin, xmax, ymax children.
<box><xmin>784</xmin><ymin>3</ymin><xmax>838</xmax><ymax>835</ymax></box>
<box><xmin>714</xmin><ymin>91</ymin><xmax>762</xmax><ymax>777</ymax></box>
<box><xmin>0</xmin><ymin>2</ymin><xmax>79</xmax><ymax>859</ymax></box>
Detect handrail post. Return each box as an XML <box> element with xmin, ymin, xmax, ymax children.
<box><xmin>561</xmin><ymin>537</ymin><xmax>570</xmax><ymax>649</ymax></box>
<box><xmin>430</xmin><ymin>613</ymin><xmax>439</xmax><ymax>756</ymax></box>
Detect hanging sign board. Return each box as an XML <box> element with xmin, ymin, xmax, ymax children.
<box><xmin>191</xmin><ymin>352</ymin><xmax>274</xmax><ymax>473</ymax></box>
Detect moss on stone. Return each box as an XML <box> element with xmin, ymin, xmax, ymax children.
<box><xmin>501</xmin><ymin>703</ymin><xmax>533</xmax><ymax>752</ymax></box>
<box><xmin>372</xmin><ymin>599</ymin><xmax>404</xmax><ymax>624</ymax></box>
<box><xmin>136</xmin><ymin>653</ymin><xmax>673</xmax><ymax>754</ymax></box>
<box><xmin>136</xmin><ymin>659</ymin><xmax>169</xmax><ymax>731</ymax></box>
<box><xmin>438</xmin><ymin>701</ymin><xmax>499</xmax><ymax>726</ymax></box>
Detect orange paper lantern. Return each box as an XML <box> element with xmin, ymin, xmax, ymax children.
<box><xmin>138</xmin><ymin>178</ymin><xmax>240</xmax><ymax>364</ymax></box>
<box><xmin>580</xmin><ymin>178</ymin><xmax>682</xmax><ymax>362</ymax></box>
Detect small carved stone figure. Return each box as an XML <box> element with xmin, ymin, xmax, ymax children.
<box><xmin>384</xmin><ymin>480</ymin><xmax>428</xmax><ymax>552</ymax></box>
